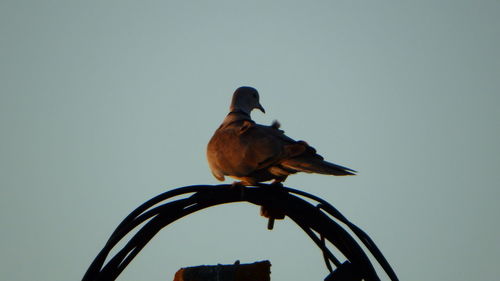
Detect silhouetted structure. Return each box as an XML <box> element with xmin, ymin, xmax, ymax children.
<box><xmin>82</xmin><ymin>184</ymin><xmax>399</xmax><ymax>281</ymax></box>
<box><xmin>173</xmin><ymin>260</ymin><xmax>271</xmax><ymax>281</ymax></box>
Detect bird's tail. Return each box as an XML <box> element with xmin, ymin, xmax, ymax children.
<box><xmin>281</xmin><ymin>157</ymin><xmax>356</xmax><ymax>176</ymax></box>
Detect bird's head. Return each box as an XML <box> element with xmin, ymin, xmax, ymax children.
<box><xmin>230</xmin><ymin>86</ymin><xmax>265</xmax><ymax>115</ymax></box>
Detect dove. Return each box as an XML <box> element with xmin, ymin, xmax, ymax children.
<box><xmin>206</xmin><ymin>86</ymin><xmax>356</xmax><ymax>186</ymax></box>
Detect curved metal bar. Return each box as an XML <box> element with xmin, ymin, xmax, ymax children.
<box><xmin>285</xmin><ymin>187</ymin><xmax>399</xmax><ymax>281</ymax></box>
<box><xmin>82</xmin><ymin>184</ymin><xmax>398</xmax><ymax>281</ymax></box>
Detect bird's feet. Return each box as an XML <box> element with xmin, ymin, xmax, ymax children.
<box><xmin>231</xmin><ymin>181</ymin><xmax>246</xmax><ymax>188</ymax></box>
<box><xmin>231</xmin><ymin>177</ymin><xmax>260</xmax><ymax>187</ymax></box>
<box><xmin>270</xmin><ymin>181</ymin><xmax>284</xmax><ymax>188</ymax></box>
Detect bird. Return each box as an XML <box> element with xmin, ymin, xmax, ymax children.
<box><xmin>206</xmin><ymin>86</ymin><xmax>356</xmax><ymax>186</ymax></box>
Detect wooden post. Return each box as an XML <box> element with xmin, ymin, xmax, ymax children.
<box><xmin>173</xmin><ymin>260</ymin><xmax>271</xmax><ymax>281</ymax></box>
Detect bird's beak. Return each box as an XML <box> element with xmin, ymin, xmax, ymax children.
<box><xmin>256</xmin><ymin>103</ymin><xmax>265</xmax><ymax>113</ymax></box>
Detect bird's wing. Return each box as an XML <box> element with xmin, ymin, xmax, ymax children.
<box><xmin>240</xmin><ymin>122</ymin><xmax>307</xmax><ymax>170</ymax></box>
<box><xmin>243</xmin><ymin>123</ymin><xmax>357</xmax><ymax>176</ymax></box>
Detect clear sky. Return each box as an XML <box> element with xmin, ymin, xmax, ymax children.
<box><xmin>1</xmin><ymin>1</ymin><xmax>499</xmax><ymax>281</ymax></box>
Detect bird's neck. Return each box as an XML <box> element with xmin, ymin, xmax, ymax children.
<box><xmin>222</xmin><ymin>110</ymin><xmax>252</xmax><ymax>125</ymax></box>
<box><xmin>229</xmin><ymin>104</ymin><xmax>251</xmax><ymax>115</ymax></box>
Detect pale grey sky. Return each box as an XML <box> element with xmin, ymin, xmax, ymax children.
<box><xmin>1</xmin><ymin>1</ymin><xmax>499</xmax><ymax>281</ymax></box>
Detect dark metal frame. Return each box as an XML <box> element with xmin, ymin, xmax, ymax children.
<box><xmin>82</xmin><ymin>184</ymin><xmax>399</xmax><ymax>281</ymax></box>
